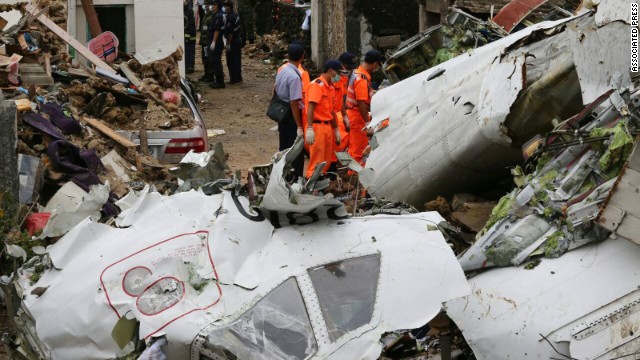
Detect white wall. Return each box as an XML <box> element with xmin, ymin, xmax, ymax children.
<box><xmin>133</xmin><ymin>0</ymin><xmax>184</xmax><ymax>76</ymax></box>
<box><xmin>68</xmin><ymin>0</ymin><xmax>184</xmax><ymax>76</ymax></box>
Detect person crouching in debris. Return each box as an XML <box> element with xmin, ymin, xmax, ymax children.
<box><xmin>346</xmin><ymin>50</ymin><xmax>383</xmax><ymax>165</ymax></box>
<box><xmin>223</xmin><ymin>0</ymin><xmax>243</xmax><ymax>84</ymax></box>
<box><xmin>208</xmin><ymin>0</ymin><xmax>226</xmax><ymax>89</ymax></box>
<box><xmin>198</xmin><ymin>0</ymin><xmax>215</xmax><ymax>82</ymax></box>
<box><xmin>274</xmin><ymin>44</ymin><xmax>306</xmax><ymax>179</ymax></box>
<box><xmin>184</xmin><ymin>0</ymin><xmax>197</xmax><ymax>74</ymax></box>
<box><xmin>305</xmin><ymin>60</ymin><xmax>343</xmax><ymax>179</ymax></box>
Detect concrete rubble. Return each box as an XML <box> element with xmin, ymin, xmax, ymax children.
<box><xmin>2</xmin><ymin>0</ymin><xmax>640</xmax><ymax>359</ymax></box>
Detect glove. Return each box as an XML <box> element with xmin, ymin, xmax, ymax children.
<box><xmin>334</xmin><ymin>128</ymin><xmax>341</xmax><ymax>146</ymax></box>
<box><xmin>343</xmin><ymin>115</ymin><xmax>350</xmax><ymax>132</ymax></box>
<box><xmin>305</xmin><ymin>127</ymin><xmax>315</xmax><ymax>145</ymax></box>
<box><xmin>225</xmin><ymin>44</ymin><xmax>231</xmax><ymax>52</ymax></box>
<box><xmin>296</xmin><ymin>127</ymin><xmax>303</xmax><ymax>137</ymax></box>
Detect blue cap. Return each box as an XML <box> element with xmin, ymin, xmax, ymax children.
<box><xmin>364</xmin><ymin>50</ymin><xmax>383</xmax><ymax>64</ymax></box>
<box><xmin>338</xmin><ymin>52</ymin><xmax>356</xmax><ymax>69</ymax></box>
<box><xmin>323</xmin><ymin>59</ymin><xmax>342</xmax><ymax>72</ymax></box>
<box><xmin>288</xmin><ymin>44</ymin><xmax>305</xmax><ymax>61</ymax></box>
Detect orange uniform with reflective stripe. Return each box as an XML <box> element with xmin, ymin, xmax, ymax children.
<box><xmin>346</xmin><ymin>65</ymin><xmax>373</xmax><ymax>164</ymax></box>
<box><xmin>332</xmin><ymin>76</ymin><xmax>349</xmax><ymax>161</ymax></box>
<box><xmin>306</xmin><ymin>76</ymin><xmax>335</xmax><ymax>178</ymax></box>
<box><xmin>300</xmin><ymin>64</ymin><xmax>311</xmax><ymax>130</ymax></box>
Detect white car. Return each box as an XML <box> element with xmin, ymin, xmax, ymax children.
<box><xmin>116</xmin><ymin>79</ymin><xmax>208</xmax><ymax>164</ymax></box>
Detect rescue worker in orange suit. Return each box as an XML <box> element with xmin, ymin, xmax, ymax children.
<box><xmin>305</xmin><ymin>60</ymin><xmax>343</xmax><ymax>179</ymax></box>
<box><xmin>330</xmin><ymin>52</ymin><xmax>356</xmax><ymax>170</ymax></box>
<box><xmin>346</xmin><ymin>50</ymin><xmax>383</xmax><ymax>165</ymax></box>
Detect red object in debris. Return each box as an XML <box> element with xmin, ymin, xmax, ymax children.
<box><xmin>25</xmin><ymin>212</ymin><xmax>51</xmax><ymax>236</ymax></box>
<box><xmin>161</xmin><ymin>91</ymin><xmax>179</xmax><ymax>104</ymax></box>
<box><xmin>492</xmin><ymin>0</ymin><xmax>549</xmax><ymax>33</ymax></box>
<box><xmin>165</xmin><ymin>138</ymin><xmax>206</xmax><ymax>154</ymax></box>
<box><xmin>87</xmin><ymin>31</ymin><xmax>119</xmax><ymax>63</ymax></box>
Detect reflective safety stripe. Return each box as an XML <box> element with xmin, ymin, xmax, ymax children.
<box><xmin>346</xmin><ymin>70</ymin><xmax>372</xmax><ymax>109</ymax></box>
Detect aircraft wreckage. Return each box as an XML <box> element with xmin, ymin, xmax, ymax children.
<box><xmin>361</xmin><ymin>0</ymin><xmax>632</xmax><ymax>207</ymax></box>
<box><xmin>1</xmin><ymin>138</ymin><xmax>469</xmax><ymax>360</ymax></box>
<box><xmin>4</xmin><ymin>1</ymin><xmax>640</xmax><ymax>359</ymax></box>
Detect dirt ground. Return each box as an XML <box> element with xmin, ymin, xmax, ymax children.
<box><xmin>187</xmin><ymin>47</ymin><xmax>280</xmax><ymax>174</ymax></box>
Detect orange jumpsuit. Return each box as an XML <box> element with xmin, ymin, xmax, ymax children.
<box><xmin>299</xmin><ymin>64</ymin><xmax>311</xmax><ymax>129</ymax></box>
<box><xmin>306</xmin><ymin>76</ymin><xmax>335</xmax><ymax>178</ymax></box>
<box><xmin>332</xmin><ymin>75</ymin><xmax>349</xmax><ymax>163</ymax></box>
<box><xmin>346</xmin><ymin>65</ymin><xmax>373</xmax><ymax>165</ymax></box>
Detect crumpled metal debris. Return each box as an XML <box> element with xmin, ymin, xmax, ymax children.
<box><xmin>460</xmin><ymin>88</ymin><xmax>640</xmax><ymax>271</ymax></box>
<box><xmin>361</xmin><ymin>5</ymin><xmax>630</xmax><ymax>208</ymax></box>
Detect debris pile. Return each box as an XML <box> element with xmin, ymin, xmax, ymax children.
<box><xmin>244</xmin><ymin>30</ymin><xmax>289</xmax><ymax>61</ymax></box>
<box><xmin>460</xmin><ymin>89</ymin><xmax>640</xmax><ymax>271</ymax></box>
<box><xmin>0</xmin><ymin>3</ymin><xmax>213</xmax><ymax>283</ymax></box>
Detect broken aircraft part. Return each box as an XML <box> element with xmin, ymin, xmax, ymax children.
<box><xmin>447</xmin><ymin>237</ymin><xmax>640</xmax><ymax>360</ymax></box>
<box><xmin>459</xmin><ymin>88</ymin><xmax>640</xmax><ymax>272</ymax></box>
<box><xmin>361</xmin><ymin>3</ymin><xmax>630</xmax><ymax>208</ymax></box>
<box><xmin>5</xmin><ymin>154</ymin><xmax>469</xmax><ymax>359</ymax></box>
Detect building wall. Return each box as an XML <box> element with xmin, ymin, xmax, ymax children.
<box><xmin>347</xmin><ymin>0</ymin><xmax>419</xmax><ymax>56</ymax></box>
<box><xmin>68</xmin><ymin>0</ymin><xmax>184</xmax><ymax>75</ymax></box>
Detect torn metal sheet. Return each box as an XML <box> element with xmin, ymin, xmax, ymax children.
<box><xmin>39</xmin><ymin>181</ymin><xmax>110</xmax><ymax>238</ymax></box>
<box><xmin>362</xmin><ymin>15</ymin><xmax>584</xmax><ymax>206</ymax></box>
<box><xmin>598</xmin><ymin>140</ymin><xmax>640</xmax><ymax>244</ymax></box>
<box><xmin>492</xmin><ymin>0</ymin><xmax>549</xmax><ymax>33</ymax></box>
<box><xmin>134</xmin><ymin>38</ymin><xmax>182</xmax><ymax>65</ymax></box>
<box><xmin>14</xmin><ymin>192</ymin><xmax>468</xmax><ymax>359</ymax></box>
<box><xmin>18</xmin><ymin>154</ymin><xmax>41</xmax><ymax>204</ymax></box>
<box><xmin>447</xmin><ymin>238</ymin><xmax>640</xmax><ymax>360</ymax></box>
<box><xmin>362</xmin><ymin>3</ymin><xmax>629</xmax><ymax>207</ymax></box>
<box><xmin>257</xmin><ymin>136</ymin><xmax>348</xmax><ymax>226</ymax></box>
<box><xmin>593</xmin><ymin>0</ymin><xmax>631</xmax><ymax>26</ymax></box>
<box><xmin>569</xmin><ymin>19</ymin><xmax>631</xmax><ymax>105</ymax></box>
<box><xmin>459</xmin><ymin>89</ymin><xmax>639</xmax><ymax>272</ymax></box>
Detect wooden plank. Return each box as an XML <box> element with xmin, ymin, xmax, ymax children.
<box><xmin>81</xmin><ymin>0</ymin><xmax>103</xmax><ymax>38</ymax></box>
<box><xmin>24</xmin><ymin>4</ymin><xmax>117</xmax><ymax>75</ymax></box>
<box><xmin>118</xmin><ymin>63</ymin><xmax>141</xmax><ymax>87</ymax></box>
<box><xmin>21</xmin><ymin>75</ymin><xmax>54</xmax><ymax>86</ymax></box>
<box><xmin>377</xmin><ymin>35</ymin><xmax>402</xmax><ymax>49</ymax></box>
<box><xmin>44</xmin><ymin>53</ymin><xmax>52</xmax><ymax>78</ymax></box>
<box><xmin>79</xmin><ymin>116</ymin><xmax>136</xmax><ymax>148</ymax></box>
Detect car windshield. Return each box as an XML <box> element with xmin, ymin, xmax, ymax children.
<box><xmin>201</xmin><ymin>277</ymin><xmax>317</xmax><ymax>360</ymax></box>
<box><xmin>308</xmin><ymin>254</ymin><xmax>381</xmax><ymax>342</ymax></box>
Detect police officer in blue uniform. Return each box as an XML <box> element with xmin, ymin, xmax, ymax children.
<box><xmin>208</xmin><ymin>0</ymin><xmax>226</xmax><ymax>89</ymax></box>
<box><xmin>183</xmin><ymin>0</ymin><xmax>197</xmax><ymax>74</ymax></box>
<box><xmin>223</xmin><ymin>0</ymin><xmax>243</xmax><ymax>84</ymax></box>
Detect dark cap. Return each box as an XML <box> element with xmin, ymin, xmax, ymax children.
<box><xmin>323</xmin><ymin>59</ymin><xmax>342</xmax><ymax>73</ymax></box>
<box><xmin>288</xmin><ymin>44</ymin><xmax>305</xmax><ymax>61</ymax></box>
<box><xmin>338</xmin><ymin>52</ymin><xmax>356</xmax><ymax>70</ymax></box>
<box><xmin>222</xmin><ymin>0</ymin><xmax>233</xmax><ymax>7</ymax></box>
<box><xmin>291</xmin><ymin>39</ymin><xmax>305</xmax><ymax>48</ymax></box>
<box><xmin>364</xmin><ymin>50</ymin><xmax>384</xmax><ymax>65</ymax></box>
<box><xmin>211</xmin><ymin>0</ymin><xmax>222</xmax><ymax>7</ymax></box>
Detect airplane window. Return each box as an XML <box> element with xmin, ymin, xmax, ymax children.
<box><xmin>308</xmin><ymin>254</ymin><xmax>381</xmax><ymax>342</ymax></box>
<box><xmin>202</xmin><ymin>277</ymin><xmax>317</xmax><ymax>360</ymax></box>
